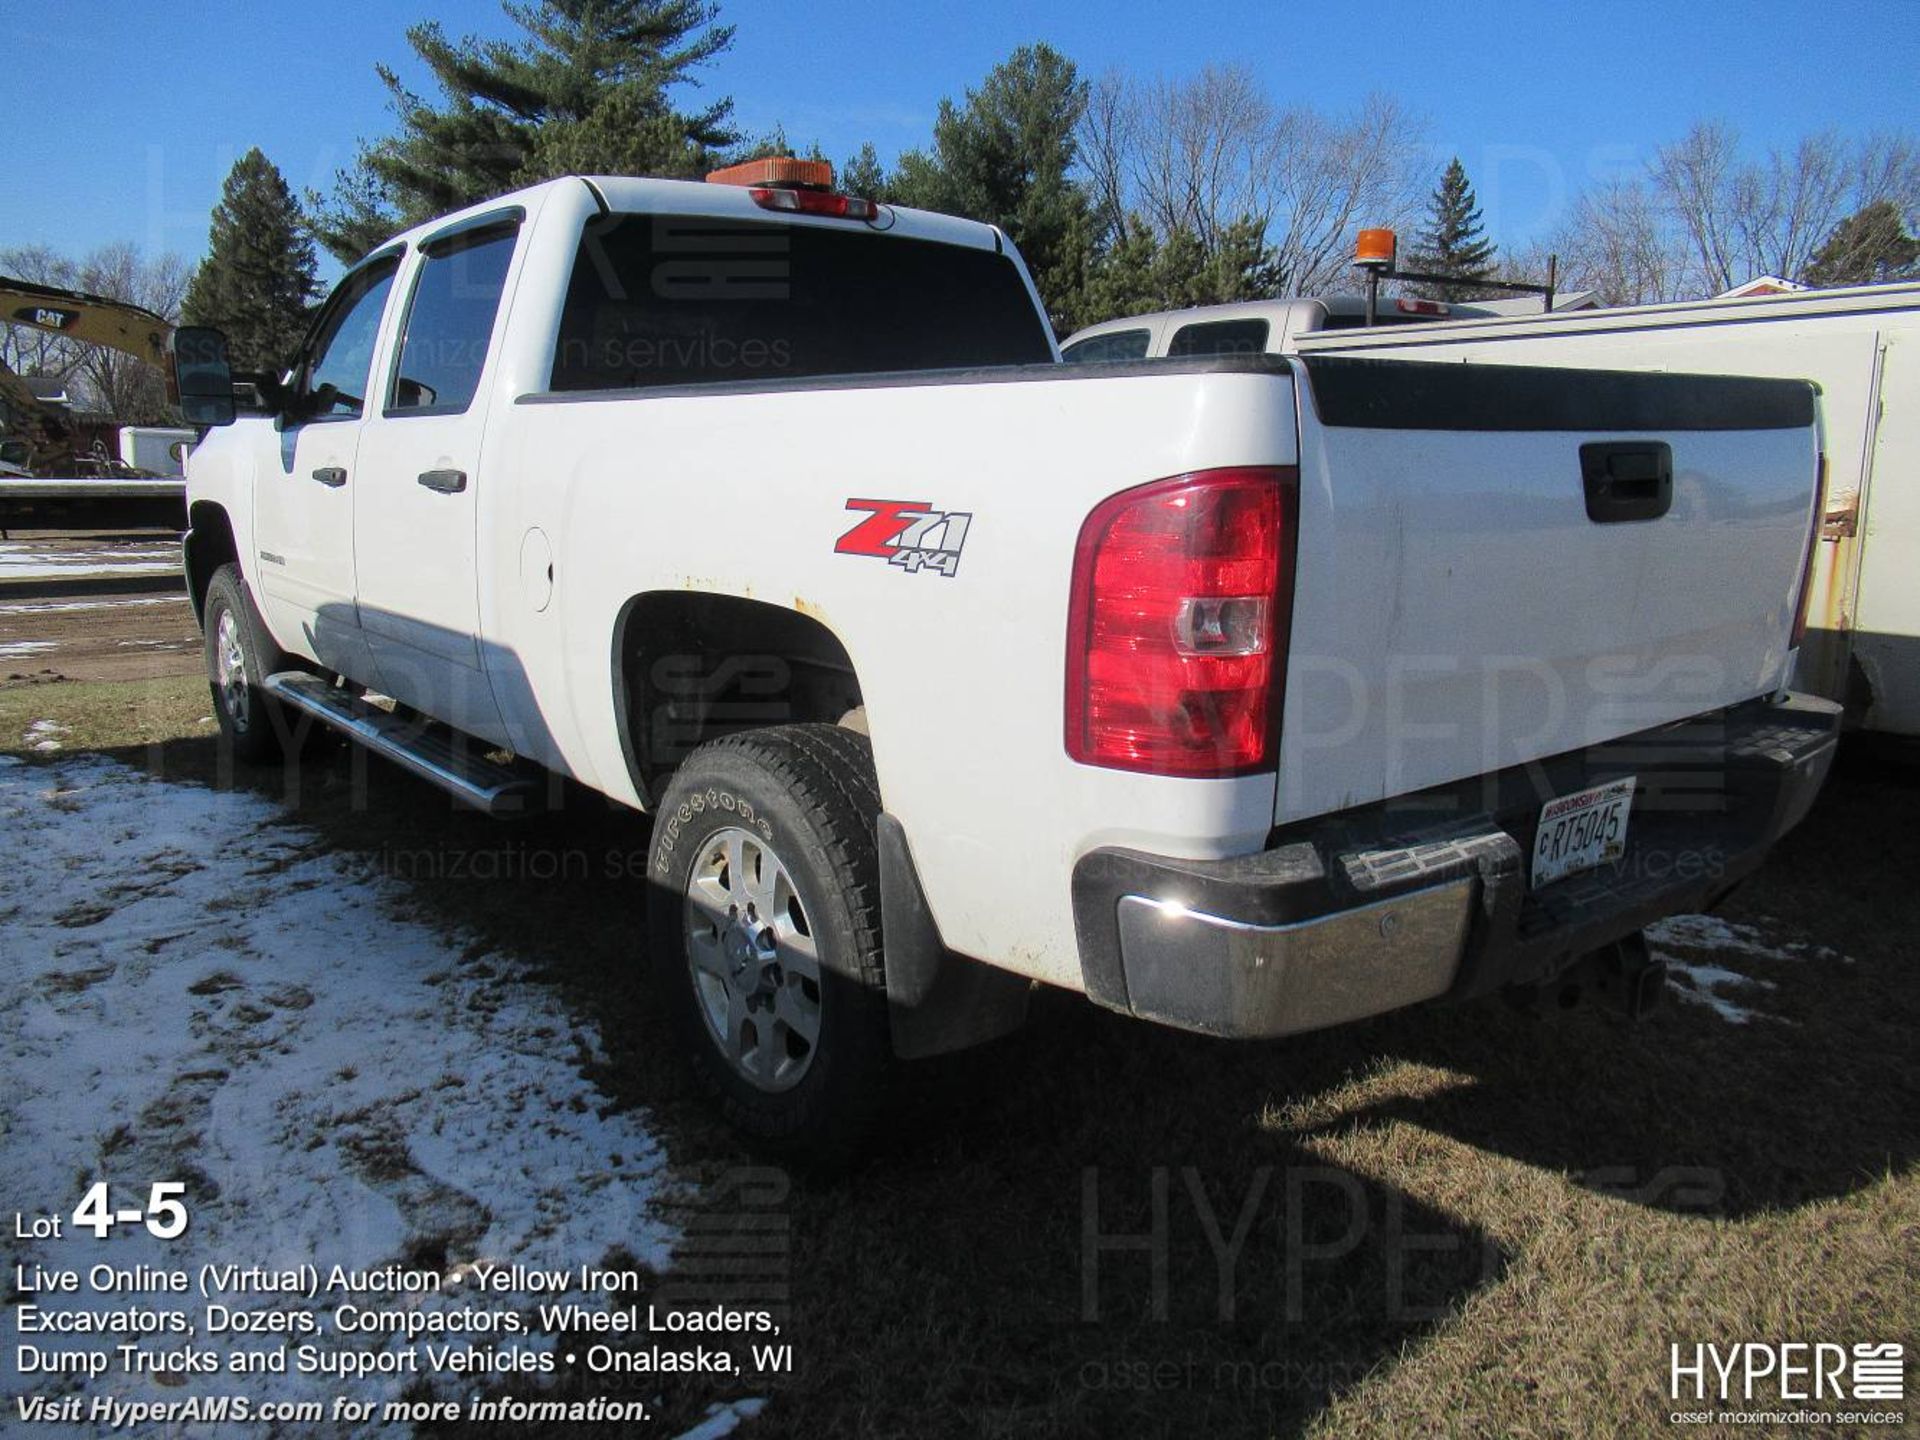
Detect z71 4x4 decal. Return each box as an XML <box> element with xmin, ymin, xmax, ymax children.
<box><xmin>834</xmin><ymin>498</ymin><xmax>972</xmax><ymax>578</ymax></box>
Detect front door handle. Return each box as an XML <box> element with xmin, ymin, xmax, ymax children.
<box><xmin>311</xmin><ymin>466</ymin><xmax>347</xmax><ymax>488</ymax></box>
<box><xmin>418</xmin><ymin>468</ymin><xmax>467</xmax><ymax>494</ymax></box>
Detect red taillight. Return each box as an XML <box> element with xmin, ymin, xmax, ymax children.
<box><xmin>747</xmin><ymin>186</ymin><xmax>881</xmax><ymax>221</ymax></box>
<box><xmin>1066</xmin><ymin>467</ymin><xmax>1297</xmax><ymax>777</ymax></box>
<box><xmin>1396</xmin><ymin>297</ymin><xmax>1449</xmax><ymax>316</ymax></box>
<box><xmin>1790</xmin><ymin>451</ymin><xmax>1828</xmax><ymax>649</ymax></box>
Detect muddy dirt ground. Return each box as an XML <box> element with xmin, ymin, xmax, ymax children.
<box><xmin>0</xmin><ymin>528</ymin><xmax>199</xmax><ymax>686</ymax></box>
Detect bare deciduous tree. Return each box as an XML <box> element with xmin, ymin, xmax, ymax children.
<box><xmin>73</xmin><ymin>244</ymin><xmax>191</xmax><ymax>423</ymax></box>
<box><xmin>1075</xmin><ymin>68</ymin><xmax>1427</xmax><ymax>298</ymax></box>
<box><xmin>0</xmin><ymin>245</ymin><xmax>86</xmax><ymax>384</ymax></box>
<box><xmin>1853</xmin><ymin>131</ymin><xmax>1920</xmax><ymax>224</ymax></box>
<box><xmin>1651</xmin><ymin>120</ymin><xmax>1745</xmax><ymax>295</ymax></box>
<box><xmin>1547</xmin><ymin>180</ymin><xmax>1684</xmax><ymax>307</ymax></box>
<box><xmin>1122</xmin><ymin>64</ymin><xmax>1276</xmax><ymax>254</ymax></box>
<box><xmin>1650</xmin><ymin>121</ymin><xmax>1920</xmax><ymax>295</ymax></box>
<box><xmin>1079</xmin><ymin>70</ymin><xmax>1133</xmax><ymax>239</ymax></box>
<box><xmin>1268</xmin><ymin>94</ymin><xmax>1428</xmax><ymax>296</ymax></box>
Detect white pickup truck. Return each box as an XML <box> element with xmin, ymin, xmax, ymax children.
<box><xmin>177</xmin><ymin>161</ymin><xmax>1840</xmax><ymax>1156</ymax></box>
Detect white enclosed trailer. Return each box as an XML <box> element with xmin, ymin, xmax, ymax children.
<box><xmin>1292</xmin><ymin>283</ymin><xmax>1920</xmax><ymax>736</ymax></box>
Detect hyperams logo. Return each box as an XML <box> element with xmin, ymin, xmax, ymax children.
<box><xmin>835</xmin><ymin>499</ymin><xmax>972</xmax><ymax>578</ymax></box>
<box><xmin>1668</xmin><ymin>1340</ymin><xmax>1906</xmax><ymax>1426</ymax></box>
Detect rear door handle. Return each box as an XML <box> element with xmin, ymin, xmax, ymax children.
<box><xmin>418</xmin><ymin>468</ymin><xmax>467</xmax><ymax>494</ymax></box>
<box><xmin>311</xmin><ymin>466</ymin><xmax>347</xmax><ymax>488</ymax></box>
<box><xmin>1579</xmin><ymin>442</ymin><xmax>1672</xmax><ymax>523</ymax></box>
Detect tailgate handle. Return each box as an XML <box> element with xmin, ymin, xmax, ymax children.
<box><xmin>1580</xmin><ymin>442</ymin><xmax>1672</xmax><ymax>523</ymax></box>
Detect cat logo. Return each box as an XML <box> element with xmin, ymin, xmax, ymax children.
<box><xmin>12</xmin><ymin>305</ymin><xmax>80</xmax><ymax>332</ymax></box>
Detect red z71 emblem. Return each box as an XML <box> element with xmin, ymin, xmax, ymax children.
<box><xmin>835</xmin><ymin>498</ymin><xmax>972</xmax><ymax>578</ymax></box>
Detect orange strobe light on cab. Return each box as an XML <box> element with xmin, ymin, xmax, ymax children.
<box><xmin>706</xmin><ymin>156</ymin><xmax>837</xmax><ymax>190</ymax></box>
<box><xmin>1354</xmin><ymin>227</ymin><xmax>1397</xmax><ymax>269</ymax></box>
<box><xmin>706</xmin><ymin>156</ymin><xmax>883</xmax><ymax>221</ymax></box>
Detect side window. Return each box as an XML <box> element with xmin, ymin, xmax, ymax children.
<box><xmin>1166</xmin><ymin>318</ymin><xmax>1270</xmax><ymax>358</ymax></box>
<box><xmin>303</xmin><ymin>259</ymin><xmax>399</xmax><ymax>418</ymax></box>
<box><xmin>387</xmin><ymin>226</ymin><xmax>518</xmax><ymax>415</ymax></box>
<box><xmin>1062</xmin><ymin>329</ymin><xmax>1152</xmax><ymax>363</ymax></box>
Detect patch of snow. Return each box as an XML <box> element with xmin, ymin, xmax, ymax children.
<box><xmin>0</xmin><ymin>540</ymin><xmax>181</xmax><ymax>581</ymax></box>
<box><xmin>1647</xmin><ymin>912</ymin><xmax>1844</xmax><ymax>1025</ymax></box>
<box><xmin>0</xmin><ymin>560</ymin><xmax>178</xmax><ymax>579</ymax></box>
<box><xmin>1647</xmin><ymin>913</ymin><xmax>1819</xmax><ymax>963</ymax></box>
<box><xmin>23</xmin><ymin>718</ymin><xmax>68</xmax><ymax>752</ymax></box>
<box><xmin>0</xmin><ymin>758</ymin><xmax>681</xmax><ymax>1437</ymax></box>
<box><xmin>677</xmin><ymin>1397</ymin><xmax>770</xmax><ymax>1440</ymax></box>
<box><xmin>1663</xmin><ymin>960</ymin><xmax>1777</xmax><ymax>1024</ymax></box>
<box><xmin>0</xmin><ymin>595</ymin><xmax>186</xmax><ymax>616</ymax></box>
<box><xmin>0</xmin><ymin>639</ymin><xmax>57</xmax><ymax>658</ymax></box>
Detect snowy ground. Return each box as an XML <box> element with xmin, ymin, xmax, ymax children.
<box><xmin>1646</xmin><ymin>912</ymin><xmax>1849</xmax><ymax>1024</ymax></box>
<box><xmin>0</xmin><ymin>537</ymin><xmax>181</xmax><ymax>582</ymax></box>
<box><xmin>0</xmin><ymin>595</ymin><xmax>188</xmax><ymax>617</ymax></box>
<box><xmin>0</xmin><ymin>757</ymin><xmax>685</xmax><ymax>1436</ymax></box>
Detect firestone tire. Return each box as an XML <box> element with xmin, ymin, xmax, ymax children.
<box><xmin>201</xmin><ymin>564</ymin><xmax>294</xmax><ymax>764</ymax></box>
<box><xmin>647</xmin><ymin>724</ymin><xmax>892</xmax><ymax>1166</ymax></box>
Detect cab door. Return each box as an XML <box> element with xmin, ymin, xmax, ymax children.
<box><xmin>351</xmin><ymin>215</ymin><xmax>521</xmax><ymax>743</ymax></box>
<box><xmin>251</xmin><ymin>254</ymin><xmax>401</xmax><ymax>680</ymax></box>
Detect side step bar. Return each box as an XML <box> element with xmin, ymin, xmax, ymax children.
<box><xmin>263</xmin><ymin>671</ymin><xmax>542</xmax><ymax>816</ymax></box>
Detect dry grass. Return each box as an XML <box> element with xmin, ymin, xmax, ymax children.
<box><xmin>5</xmin><ymin>671</ymin><xmax>1916</xmax><ymax>1439</ymax></box>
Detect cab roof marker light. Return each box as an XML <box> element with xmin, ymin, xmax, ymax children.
<box><xmin>746</xmin><ymin>187</ymin><xmax>882</xmax><ymax>222</ymax></box>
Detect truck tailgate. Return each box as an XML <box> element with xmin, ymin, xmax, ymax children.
<box><xmin>1277</xmin><ymin>356</ymin><xmax>1820</xmax><ymax>824</ymax></box>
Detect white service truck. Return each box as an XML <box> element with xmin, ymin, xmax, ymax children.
<box><xmin>178</xmin><ymin>163</ymin><xmax>1840</xmax><ymax>1156</ymax></box>
<box><xmin>1287</xmin><ymin>283</ymin><xmax>1920</xmax><ymax>738</ymax></box>
<box><xmin>1067</xmin><ymin>283</ymin><xmax>1920</xmax><ymax>738</ymax></box>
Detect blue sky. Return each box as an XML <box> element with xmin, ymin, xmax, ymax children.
<box><xmin>4</xmin><ymin>0</ymin><xmax>1915</xmax><ymax>274</ymax></box>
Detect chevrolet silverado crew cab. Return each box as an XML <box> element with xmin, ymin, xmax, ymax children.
<box><xmin>176</xmin><ymin>159</ymin><xmax>1839</xmax><ymax>1157</ymax></box>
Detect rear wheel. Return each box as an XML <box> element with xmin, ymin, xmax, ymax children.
<box><xmin>647</xmin><ymin>724</ymin><xmax>892</xmax><ymax>1163</ymax></box>
<box><xmin>202</xmin><ymin>564</ymin><xmax>293</xmax><ymax>763</ymax></box>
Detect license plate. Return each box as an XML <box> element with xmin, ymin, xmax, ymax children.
<box><xmin>1530</xmin><ymin>776</ymin><xmax>1635</xmax><ymax>889</ymax></box>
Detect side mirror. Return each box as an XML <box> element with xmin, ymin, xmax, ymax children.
<box><xmin>172</xmin><ymin>326</ymin><xmax>236</xmax><ymax>427</ymax></box>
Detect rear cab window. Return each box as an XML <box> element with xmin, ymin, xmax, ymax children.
<box><xmin>1062</xmin><ymin>329</ymin><xmax>1151</xmax><ymax>363</ymax></box>
<box><xmin>549</xmin><ymin>214</ymin><xmax>1054</xmax><ymax>392</ymax></box>
<box><xmin>1166</xmin><ymin>318</ymin><xmax>1271</xmax><ymax>358</ymax></box>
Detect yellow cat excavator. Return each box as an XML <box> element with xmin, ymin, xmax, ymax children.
<box><xmin>0</xmin><ymin>275</ymin><xmax>175</xmax><ymax>477</ymax></box>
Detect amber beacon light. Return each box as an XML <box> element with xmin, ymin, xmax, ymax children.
<box><xmin>705</xmin><ymin>156</ymin><xmax>838</xmax><ymax>190</ymax></box>
<box><xmin>1353</xmin><ymin>227</ymin><xmax>1398</xmax><ymax>270</ymax></box>
<box><xmin>705</xmin><ymin>156</ymin><xmax>883</xmax><ymax>221</ymax></box>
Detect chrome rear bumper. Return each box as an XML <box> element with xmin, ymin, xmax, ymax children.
<box><xmin>1113</xmin><ymin>881</ymin><xmax>1474</xmax><ymax>1038</ymax></box>
<box><xmin>1071</xmin><ymin>692</ymin><xmax>1841</xmax><ymax>1040</ymax></box>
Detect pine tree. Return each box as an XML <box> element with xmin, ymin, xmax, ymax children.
<box><xmin>840</xmin><ymin>143</ymin><xmax>888</xmax><ymax>202</ymax></box>
<box><xmin>1408</xmin><ymin>157</ymin><xmax>1497</xmax><ymax>301</ymax></box>
<box><xmin>313</xmin><ymin>0</ymin><xmax>736</xmax><ymax>262</ymax></box>
<box><xmin>1060</xmin><ymin>215</ymin><xmax>1278</xmax><ymax>333</ymax></box>
<box><xmin>1803</xmin><ymin>201</ymin><xmax>1920</xmax><ymax>288</ymax></box>
<box><xmin>888</xmin><ymin>44</ymin><xmax>1098</xmax><ymax>332</ymax></box>
<box><xmin>181</xmin><ymin>150</ymin><xmax>320</xmax><ymax>374</ymax></box>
